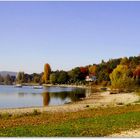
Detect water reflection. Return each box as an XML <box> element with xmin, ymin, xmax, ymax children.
<box><xmin>18</xmin><ymin>92</ymin><xmax>39</xmax><ymax>97</ymax></box>
<box><xmin>0</xmin><ymin>85</ymin><xmax>94</xmax><ymax>108</ymax></box>
<box><xmin>42</xmin><ymin>92</ymin><xmax>50</xmax><ymax>106</ymax></box>
<box><xmin>41</xmin><ymin>88</ymin><xmax>87</xmax><ymax>106</ymax></box>
<box><xmin>18</xmin><ymin>92</ymin><xmax>25</xmax><ymax>97</ymax></box>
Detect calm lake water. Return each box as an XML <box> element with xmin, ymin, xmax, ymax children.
<box><xmin>0</xmin><ymin>85</ymin><xmax>91</xmax><ymax>109</ymax></box>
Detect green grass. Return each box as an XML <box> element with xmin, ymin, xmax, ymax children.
<box><xmin>0</xmin><ymin>111</ymin><xmax>140</xmax><ymax>137</ymax></box>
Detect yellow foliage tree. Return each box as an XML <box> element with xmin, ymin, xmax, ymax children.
<box><xmin>120</xmin><ymin>57</ymin><xmax>129</xmax><ymax>65</ymax></box>
<box><xmin>110</xmin><ymin>64</ymin><xmax>135</xmax><ymax>90</ymax></box>
<box><xmin>42</xmin><ymin>63</ymin><xmax>51</xmax><ymax>84</ymax></box>
<box><xmin>88</xmin><ymin>65</ymin><xmax>96</xmax><ymax>75</ymax></box>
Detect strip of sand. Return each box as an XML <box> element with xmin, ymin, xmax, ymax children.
<box><xmin>110</xmin><ymin>128</ymin><xmax>140</xmax><ymax>137</ymax></box>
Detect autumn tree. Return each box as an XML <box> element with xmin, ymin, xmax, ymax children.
<box><xmin>133</xmin><ymin>65</ymin><xmax>140</xmax><ymax>85</ymax></box>
<box><xmin>129</xmin><ymin>56</ymin><xmax>140</xmax><ymax>69</ymax></box>
<box><xmin>79</xmin><ymin>67</ymin><xmax>89</xmax><ymax>80</ymax></box>
<box><xmin>88</xmin><ymin>65</ymin><xmax>96</xmax><ymax>76</ymax></box>
<box><xmin>110</xmin><ymin>65</ymin><xmax>135</xmax><ymax>91</ymax></box>
<box><xmin>42</xmin><ymin>63</ymin><xmax>51</xmax><ymax>84</ymax></box>
<box><xmin>120</xmin><ymin>57</ymin><xmax>129</xmax><ymax>65</ymax></box>
<box><xmin>134</xmin><ymin>65</ymin><xmax>140</xmax><ymax>78</ymax></box>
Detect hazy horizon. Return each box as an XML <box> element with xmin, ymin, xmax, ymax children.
<box><xmin>0</xmin><ymin>1</ymin><xmax>140</xmax><ymax>73</ymax></box>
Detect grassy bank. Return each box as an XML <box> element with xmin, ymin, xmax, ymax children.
<box><xmin>1</xmin><ymin>104</ymin><xmax>140</xmax><ymax>136</ymax></box>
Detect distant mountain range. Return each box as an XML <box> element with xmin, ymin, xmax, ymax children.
<box><xmin>0</xmin><ymin>71</ymin><xmax>17</xmax><ymax>77</ymax></box>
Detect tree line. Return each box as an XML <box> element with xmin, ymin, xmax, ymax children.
<box><xmin>0</xmin><ymin>55</ymin><xmax>140</xmax><ymax>90</ymax></box>
<box><xmin>0</xmin><ymin>74</ymin><xmax>15</xmax><ymax>85</ymax></box>
<box><xmin>49</xmin><ymin>56</ymin><xmax>140</xmax><ymax>88</ymax></box>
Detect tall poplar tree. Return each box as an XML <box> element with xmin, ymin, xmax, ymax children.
<box><xmin>42</xmin><ymin>63</ymin><xmax>51</xmax><ymax>84</ymax></box>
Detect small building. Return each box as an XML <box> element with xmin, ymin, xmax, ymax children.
<box><xmin>85</xmin><ymin>75</ymin><xmax>97</xmax><ymax>82</ymax></box>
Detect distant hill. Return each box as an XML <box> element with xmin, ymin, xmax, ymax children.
<box><xmin>0</xmin><ymin>71</ymin><xmax>17</xmax><ymax>77</ymax></box>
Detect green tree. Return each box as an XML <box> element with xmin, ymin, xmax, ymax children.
<box><xmin>16</xmin><ymin>72</ymin><xmax>25</xmax><ymax>84</ymax></box>
<box><xmin>23</xmin><ymin>74</ymin><xmax>30</xmax><ymax>83</ymax></box>
<box><xmin>50</xmin><ymin>73</ymin><xmax>57</xmax><ymax>84</ymax></box>
<box><xmin>68</xmin><ymin>67</ymin><xmax>81</xmax><ymax>83</ymax></box>
<box><xmin>57</xmin><ymin>71</ymin><xmax>68</xmax><ymax>84</ymax></box>
<box><xmin>97</xmin><ymin>70</ymin><xmax>110</xmax><ymax>83</ymax></box>
<box><xmin>31</xmin><ymin>73</ymin><xmax>41</xmax><ymax>83</ymax></box>
<box><xmin>4</xmin><ymin>74</ymin><xmax>12</xmax><ymax>85</ymax></box>
<box><xmin>107</xmin><ymin>58</ymin><xmax>121</xmax><ymax>71</ymax></box>
<box><xmin>10</xmin><ymin>76</ymin><xmax>16</xmax><ymax>83</ymax></box>
<box><xmin>0</xmin><ymin>74</ymin><xmax>4</xmax><ymax>83</ymax></box>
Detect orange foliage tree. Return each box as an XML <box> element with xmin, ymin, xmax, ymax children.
<box><xmin>80</xmin><ymin>67</ymin><xmax>89</xmax><ymax>79</ymax></box>
<box><xmin>134</xmin><ymin>65</ymin><xmax>140</xmax><ymax>78</ymax></box>
<box><xmin>80</xmin><ymin>67</ymin><xmax>88</xmax><ymax>74</ymax></box>
<box><xmin>42</xmin><ymin>63</ymin><xmax>51</xmax><ymax>84</ymax></box>
<box><xmin>88</xmin><ymin>65</ymin><xmax>96</xmax><ymax>76</ymax></box>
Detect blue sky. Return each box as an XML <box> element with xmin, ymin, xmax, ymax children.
<box><xmin>0</xmin><ymin>1</ymin><xmax>140</xmax><ymax>74</ymax></box>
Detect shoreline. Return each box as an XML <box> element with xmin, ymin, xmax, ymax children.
<box><xmin>43</xmin><ymin>84</ymin><xmax>88</xmax><ymax>89</ymax></box>
<box><xmin>0</xmin><ymin>83</ymin><xmax>111</xmax><ymax>90</ymax></box>
<box><xmin>0</xmin><ymin>91</ymin><xmax>139</xmax><ymax>115</ymax></box>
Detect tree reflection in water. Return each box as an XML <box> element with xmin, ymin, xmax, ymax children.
<box><xmin>70</xmin><ymin>88</ymin><xmax>86</xmax><ymax>102</ymax></box>
<box><xmin>42</xmin><ymin>88</ymin><xmax>86</xmax><ymax>106</ymax></box>
<box><xmin>42</xmin><ymin>92</ymin><xmax>50</xmax><ymax>106</ymax></box>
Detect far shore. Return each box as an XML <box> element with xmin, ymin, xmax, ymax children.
<box><xmin>0</xmin><ymin>90</ymin><xmax>139</xmax><ymax>115</ymax></box>
<box><xmin>43</xmin><ymin>84</ymin><xmax>88</xmax><ymax>89</ymax></box>
<box><xmin>0</xmin><ymin>83</ymin><xmax>112</xmax><ymax>92</ymax></box>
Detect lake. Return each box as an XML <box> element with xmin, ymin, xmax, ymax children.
<box><xmin>0</xmin><ymin>85</ymin><xmax>91</xmax><ymax>109</ymax></box>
